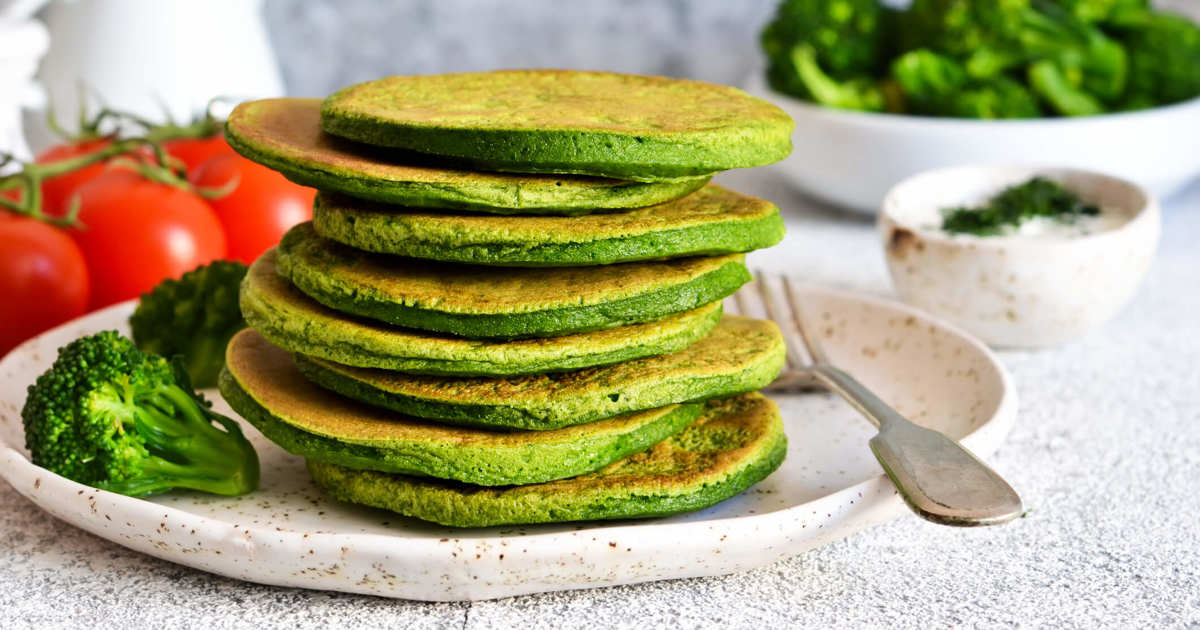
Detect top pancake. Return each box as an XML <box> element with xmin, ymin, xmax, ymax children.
<box><xmin>225</xmin><ymin>98</ymin><xmax>708</xmax><ymax>214</ymax></box>
<box><xmin>320</xmin><ymin>70</ymin><xmax>794</xmax><ymax>182</ymax></box>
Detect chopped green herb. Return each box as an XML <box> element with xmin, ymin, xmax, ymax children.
<box><xmin>941</xmin><ymin>177</ymin><xmax>1101</xmax><ymax>236</ymax></box>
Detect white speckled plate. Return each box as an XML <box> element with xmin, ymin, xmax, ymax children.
<box><xmin>0</xmin><ymin>287</ymin><xmax>1016</xmax><ymax>602</ymax></box>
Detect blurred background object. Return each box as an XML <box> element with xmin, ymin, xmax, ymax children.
<box><xmin>16</xmin><ymin>0</ymin><xmax>1199</xmax><ymax>151</ymax></box>
<box><xmin>261</xmin><ymin>0</ymin><xmax>777</xmax><ymax>97</ymax></box>
<box><xmin>25</xmin><ymin>0</ymin><xmax>283</xmax><ymax>150</ymax></box>
<box><xmin>0</xmin><ymin>15</ymin><xmax>47</xmax><ymax>163</ymax></box>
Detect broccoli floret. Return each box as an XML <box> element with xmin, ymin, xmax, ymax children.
<box><xmin>761</xmin><ymin>0</ymin><xmax>887</xmax><ymax>99</ymax></box>
<box><xmin>891</xmin><ymin>49</ymin><xmax>968</xmax><ymax>113</ymax></box>
<box><xmin>1113</xmin><ymin>12</ymin><xmax>1200</xmax><ymax>107</ymax></box>
<box><xmin>1052</xmin><ymin>0</ymin><xmax>1148</xmax><ymax>24</ymax></box>
<box><xmin>130</xmin><ymin>261</ymin><xmax>248</xmax><ymax>389</ymax></box>
<box><xmin>22</xmin><ymin>331</ymin><xmax>259</xmax><ymax>497</ymax></box>
<box><xmin>945</xmin><ymin>77</ymin><xmax>1044</xmax><ymax>118</ymax></box>
<box><xmin>1019</xmin><ymin>2</ymin><xmax>1128</xmax><ymax>102</ymax></box>
<box><xmin>963</xmin><ymin>46</ymin><xmax>1028</xmax><ymax>80</ymax></box>
<box><xmin>892</xmin><ymin>50</ymin><xmax>1042</xmax><ymax>118</ymax></box>
<box><xmin>902</xmin><ymin>0</ymin><xmax>1031</xmax><ymax>57</ymax></box>
<box><xmin>789</xmin><ymin>44</ymin><xmax>886</xmax><ymax>111</ymax></box>
<box><xmin>900</xmin><ymin>0</ymin><xmax>1127</xmax><ymax>109</ymax></box>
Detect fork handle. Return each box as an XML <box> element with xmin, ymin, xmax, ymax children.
<box><xmin>808</xmin><ymin>365</ymin><xmax>1024</xmax><ymax>527</ymax></box>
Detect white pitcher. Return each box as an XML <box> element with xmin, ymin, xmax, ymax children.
<box><xmin>29</xmin><ymin>0</ymin><xmax>284</xmax><ymax>150</ymax></box>
<box><xmin>0</xmin><ymin>18</ymin><xmax>48</xmax><ymax>164</ymax></box>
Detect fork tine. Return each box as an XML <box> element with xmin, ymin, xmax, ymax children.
<box><xmin>752</xmin><ymin>271</ymin><xmax>810</xmax><ymax>370</ymax></box>
<box><xmin>731</xmin><ymin>281</ymin><xmax>752</xmax><ymax>318</ymax></box>
<box><xmin>782</xmin><ymin>276</ymin><xmax>828</xmax><ymax>365</ymax></box>
<box><xmin>735</xmin><ymin>276</ymin><xmax>793</xmax><ymax>372</ymax></box>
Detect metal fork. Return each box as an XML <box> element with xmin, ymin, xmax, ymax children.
<box><xmin>730</xmin><ymin>274</ymin><xmax>1023</xmax><ymax>527</ymax></box>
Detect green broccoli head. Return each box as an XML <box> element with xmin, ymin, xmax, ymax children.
<box><xmin>22</xmin><ymin>331</ymin><xmax>259</xmax><ymax>497</ymax></box>
<box><xmin>1115</xmin><ymin>12</ymin><xmax>1200</xmax><ymax>107</ymax></box>
<box><xmin>1018</xmin><ymin>2</ymin><xmax>1129</xmax><ymax>103</ymax></box>
<box><xmin>130</xmin><ymin>260</ymin><xmax>248</xmax><ymax>389</ymax></box>
<box><xmin>891</xmin><ymin>49</ymin><xmax>968</xmax><ymax>113</ymax></box>
<box><xmin>1051</xmin><ymin>0</ymin><xmax>1148</xmax><ymax>24</ymax></box>
<box><xmin>902</xmin><ymin>0</ymin><xmax>1031</xmax><ymax>57</ymax></box>
<box><xmin>901</xmin><ymin>0</ymin><xmax>1128</xmax><ymax>105</ymax></box>
<box><xmin>943</xmin><ymin>77</ymin><xmax>1044</xmax><ymax>118</ymax></box>
<box><xmin>761</xmin><ymin>0</ymin><xmax>888</xmax><ymax>98</ymax></box>
<box><xmin>891</xmin><ymin>50</ymin><xmax>1042</xmax><ymax>118</ymax></box>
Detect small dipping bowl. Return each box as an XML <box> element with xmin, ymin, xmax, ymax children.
<box><xmin>878</xmin><ymin>165</ymin><xmax>1160</xmax><ymax>348</ymax></box>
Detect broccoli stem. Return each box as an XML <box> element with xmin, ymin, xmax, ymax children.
<box><xmin>100</xmin><ymin>382</ymin><xmax>259</xmax><ymax>497</ymax></box>
<box><xmin>790</xmin><ymin>44</ymin><xmax>885</xmax><ymax>112</ymax></box>
<box><xmin>1028</xmin><ymin>60</ymin><xmax>1105</xmax><ymax>115</ymax></box>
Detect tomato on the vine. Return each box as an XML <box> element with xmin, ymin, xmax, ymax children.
<box><xmin>164</xmin><ymin>134</ymin><xmax>233</xmax><ymax>172</ymax></box>
<box><xmin>35</xmin><ymin>138</ymin><xmax>118</xmax><ymax>218</ymax></box>
<box><xmin>69</xmin><ymin>170</ymin><xmax>227</xmax><ymax>309</ymax></box>
<box><xmin>190</xmin><ymin>153</ymin><xmax>314</xmax><ymax>264</ymax></box>
<box><xmin>0</xmin><ymin>214</ymin><xmax>90</xmax><ymax>356</ymax></box>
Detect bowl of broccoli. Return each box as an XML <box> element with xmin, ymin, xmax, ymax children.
<box><xmin>753</xmin><ymin>0</ymin><xmax>1200</xmax><ymax>213</ymax></box>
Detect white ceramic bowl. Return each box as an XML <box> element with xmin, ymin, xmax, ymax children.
<box><xmin>878</xmin><ymin>165</ymin><xmax>1160</xmax><ymax>348</ymax></box>
<box><xmin>746</xmin><ymin>73</ymin><xmax>1200</xmax><ymax>214</ymax></box>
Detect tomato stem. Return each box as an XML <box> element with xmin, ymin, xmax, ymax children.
<box><xmin>46</xmin><ymin>90</ymin><xmax>225</xmax><ymax>149</ymax></box>
<box><xmin>3</xmin><ymin>94</ymin><xmax>233</xmax><ymax>226</ymax></box>
<box><xmin>142</xmin><ymin>116</ymin><xmax>221</xmax><ymax>144</ymax></box>
<box><xmin>115</xmin><ymin>96</ymin><xmax>232</xmax><ymax>144</ymax></box>
<box><xmin>0</xmin><ymin>138</ymin><xmax>177</xmax><ymax>227</ymax></box>
<box><xmin>44</xmin><ymin>85</ymin><xmax>132</xmax><ymax>145</ymax></box>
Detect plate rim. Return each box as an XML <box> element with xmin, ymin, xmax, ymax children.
<box><xmin>0</xmin><ymin>287</ymin><xmax>1017</xmax><ymax>601</ymax></box>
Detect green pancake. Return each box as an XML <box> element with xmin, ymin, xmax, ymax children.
<box><xmin>219</xmin><ymin>329</ymin><xmax>702</xmax><ymax>486</ymax></box>
<box><xmin>320</xmin><ymin>70</ymin><xmax>793</xmax><ymax>182</ymax></box>
<box><xmin>226</xmin><ymin>98</ymin><xmax>708</xmax><ymax>214</ymax></box>
<box><xmin>306</xmin><ymin>393</ymin><xmax>786</xmax><ymax>527</ymax></box>
<box><xmin>276</xmin><ymin>222</ymin><xmax>749</xmax><ymax>338</ymax></box>
<box><xmin>242</xmin><ymin>249</ymin><xmax>723</xmax><ymax>376</ymax></box>
<box><xmin>312</xmin><ymin>185</ymin><xmax>785</xmax><ymax>267</ymax></box>
<box><xmin>295</xmin><ymin>315</ymin><xmax>785</xmax><ymax>430</ymax></box>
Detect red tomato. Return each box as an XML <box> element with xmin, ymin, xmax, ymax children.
<box><xmin>0</xmin><ymin>214</ymin><xmax>90</xmax><ymax>356</ymax></box>
<box><xmin>164</xmin><ymin>134</ymin><xmax>233</xmax><ymax>172</ymax></box>
<box><xmin>35</xmin><ymin>138</ymin><xmax>117</xmax><ymax>218</ymax></box>
<box><xmin>70</xmin><ymin>170</ymin><xmax>227</xmax><ymax>309</ymax></box>
<box><xmin>189</xmin><ymin>153</ymin><xmax>314</xmax><ymax>264</ymax></box>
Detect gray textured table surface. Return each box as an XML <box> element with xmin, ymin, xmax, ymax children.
<box><xmin>1</xmin><ymin>169</ymin><xmax>1197</xmax><ymax>629</ymax></box>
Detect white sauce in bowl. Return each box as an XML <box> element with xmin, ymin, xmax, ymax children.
<box><xmin>911</xmin><ymin>205</ymin><xmax>1130</xmax><ymax>241</ymax></box>
<box><xmin>1007</xmin><ymin>211</ymin><xmax>1128</xmax><ymax>239</ymax></box>
<box><xmin>923</xmin><ymin>208</ymin><xmax>1129</xmax><ymax>240</ymax></box>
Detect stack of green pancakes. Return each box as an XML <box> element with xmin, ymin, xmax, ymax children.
<box><xmin>217</xmin><ymin>70</ymin><xmax>794</xmax><ymax>528</ymax></box>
